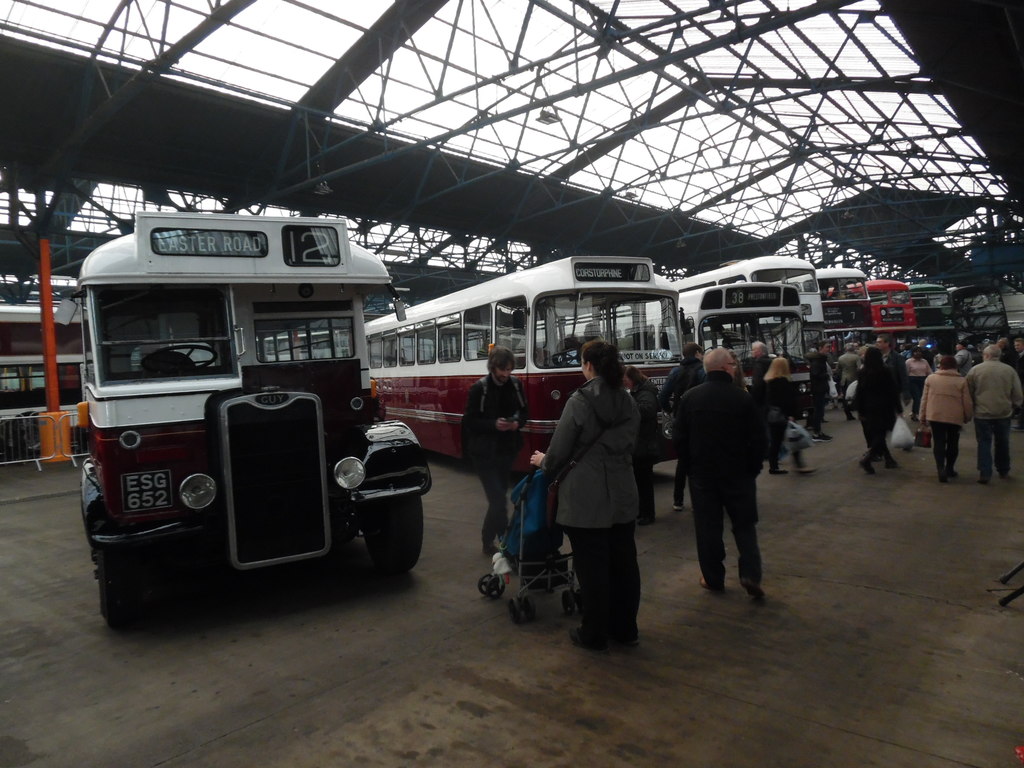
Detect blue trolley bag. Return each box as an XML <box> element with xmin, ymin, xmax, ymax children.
<box><xmin>502</xmin><ymin>470</ymin><xmax>563</xmax><ymax>559</ymax></box>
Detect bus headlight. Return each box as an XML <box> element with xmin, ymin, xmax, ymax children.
<box><xmin>179</xmin><ymin>474</ymin><xmax>216</xmax><ymax>509</ymax></box>
<box><xmin>334</xmin><ymin>457</ymin><xmax>366</xmax><ymax>489</ymax></box>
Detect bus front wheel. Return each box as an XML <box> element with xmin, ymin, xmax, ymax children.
<box><xmin>364</xmin><ymin>496</ymin><xmax>424</xmax><ymax>575</ymax></box>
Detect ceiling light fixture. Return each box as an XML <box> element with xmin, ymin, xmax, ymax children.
<box><xmin>536</xmin><ymin>108</ymin><xmax>561</xmax><ymax>125</ymax></box>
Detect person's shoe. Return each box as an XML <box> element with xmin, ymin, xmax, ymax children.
<box><xmin>740</xmin><ymin>578</ymin><xmax>766</xmax><ymax>600</ymax></box>
<box><xmin>884</xmin><ymin>458</ymin><xmax>899</xmax><ymax>469</ymax></box>
<box><xmin>999</xmin><ymin>472</ymin><xmax>1010</xmax><ymax>480</ymax></box>
<box><xmin>859</xmin><ymin>457</ymin><xmax>875</xmax><ymax>474</ymax></box>
<box><xmin>637</xmin><ymin>516</ymin><xmax>655</xmax><ymax>526</ymax></box>
<box><xmin>699</xmin><ymin>577</ymin><xmax>724</xmax><ymax>592</ymax></box>
<box><xmin>482</xmin><ymin>542</ymin><xmax>498</xmax><ymax>556</ymax></box>
<box><xmin>812</xmin><ymin>432</ymin><xmax>833</xmax><ymax>442</ymax></box>
<box><xmin>769</xmin><ymin>468</ymin><xmax>788</xmax><ymax>475</ymax></box>
<box><xmin>938</xmin><ymin>470</ymin><xmax>948</xmax><ymax>483</ymax></box>
<box><xmin>611</xmin><ymin>634</ymin><xmax>640</xmax><ymax>647</ymax></box>
<box><xmin>1012</xmin><ymin>425</ymin><xmax>1024</xmax><ymax>432</ymax></box>
<box><xmin>978</xmin><ymin>475</ymin><xmax>990</xmax><ymax>485</ymax></box>
<box><xmin>846</xmin><ymin>415</ymin><xmax>857</xmax><ymax>421</ymax></box>
<box><xmin>797</xmin><ymin>467</ymin><xmax>816</xmax><ymax>475</ymax></box>
<box><xmin>911</xmin><ymin>414</ymin><xmax>918</xmax><ymax>421</ymax></box>
<box><xmin>672</xmin><ymin>503</ymin><xmax>684</xmax><ymax>512</ymax></box>
<box><xmin>569</xmin><ymin>627</ymin><xmax>609</xmax><ymax>653</ymax></box>
<box><xmin>946</xmin><ymin>469</ymin><xmax>958</xmax><ymax>479</ymax></box>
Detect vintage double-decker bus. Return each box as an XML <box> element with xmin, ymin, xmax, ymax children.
<box><xmin>73</xmin><ymin>212</ymin><xmax>431</xmax><ymax>628</ymax></box>
<box><xmin>866</xmin><ymin>278</ymin><xmax>918</xmax><ymax>337</ymax></box>
<box><xmin>816</xmin><ymin>267</ymin><xmax>873</xmax><ymax>342</ymax></box>
<box><xmin>676</xmin><ymin>282</ymin><xmax>810</xmax><ymax>407</ymax></box>
<box><xmin>675</xmin><ymin>255</ymin><xmax>823</xmax><ymax>347</ymax></box>
<box><xmin>909</xmin><ymin>283</ymin><xmax>956</xmax><ymax>354</ymax></box>
<box><xmin>366</xmin><ymin>256</ymin><xmax>682</xmax><ymax>470</ymax></box>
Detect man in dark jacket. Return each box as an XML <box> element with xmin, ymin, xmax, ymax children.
<box><xmin>463</xmin><ymin>346</ymin><xmax>528</xmax><ymax>555</ymax></box>
<box><xmin>748</xmin><ymin>340</ymin><xmax>772</xmax><ymax>408</ymax></box>
<box><xmin>658</xmin><ymin>342</ymin><xmax>705</xmax><ymax>512</ymax></box>
<box><xmin>806</xmin><ymin>341</ymin><xmax>833</xmax><ymax>442</ymax></box>
<box><xmin>673</xmin><ymin>347</ymin><xmax>769</xmax><ymax>599</ymax></box>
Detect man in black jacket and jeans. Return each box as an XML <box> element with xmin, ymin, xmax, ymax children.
<box><xmin>674</xmin><ymin>347</ymin><xmax>769</xmax><ymax>599</ymax></box>
<box><xmin>463</xmin><ymin>346</ymin><xmax>528</xmax><ymax>555</ymax></box>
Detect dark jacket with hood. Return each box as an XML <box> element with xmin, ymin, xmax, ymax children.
<box><xmin>462</xmin><ymin>373</ymin><xmax>527</xmax><ymax>461</ymax></box>
<box><xmin>630</xmin><ymin>378</ymin><xmax>661</xmax><ymax>460</ymax></box>
<box><xmin>541</xmin><ymin>377</ymin><xmax>639</xmax><ymax>528</ymax></box>
<box><xmin>673</xmin><ymin>370</ymin><xmax>767</xmax><ymax>480</ymax></box>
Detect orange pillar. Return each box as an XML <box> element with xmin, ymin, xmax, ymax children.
<box><xmin>38</xmin><ymin>237</ymin><xmax>69</xmax><ymax>462</ymax></box>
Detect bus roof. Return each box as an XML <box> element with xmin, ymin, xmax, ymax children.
<box><xmin>909</xmin><ymin>283</ymin><xmax>949</xmax><ymax>292</ymax></box>
<box><xmin>815</xmin><ymin>267</ymin><xmax>866</xmax><ymax>280</ymax></box>
<box><xmin>79</xmin><ymin>212</ymin><xmax>392</xmax><ymax>286</ymax></box>
<box><xmin>366</xmin><ymin>256</ymin><xmax>674</xmax><ymax>331</ymax></box>
<box><xmin>866</xmin><ymin>278</ymin><xmax>911</xmax><ymax>290</ymax></box>
<box><xmin>676</xmin><ymin>255</ymin><xmax>815</xmax><ymax>291</ymax></box>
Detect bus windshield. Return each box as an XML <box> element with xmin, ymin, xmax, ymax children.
<box><xmin>820</xmin><ymin>278</ymin><xmax>867</xmax><ymax>300</ymax></box>
<box><xmin>534</xmin><ymin>292</ymin><xmax>680</xmax><ymax>368</ymax></box>
<box><xmin>752</xmin><ymin>268</ymin><xmax>817</xmax><ymax>294</ymax></box>
<box><xmin>697</xmin><ymin>312</ymin><xmax>805</xmax><ymax>365</ymax></box>
<box><xmin>94</xmin><ymin>286</ymin><xmax>235</xmax><ymax>383</ymax></box>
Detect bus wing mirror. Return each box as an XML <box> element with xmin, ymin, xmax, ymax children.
<box><xmin>394</xmin><ymin>299</ymin><xmax>407</xmax><ymax>323</ymax></box>
<box><xmin>54</xmin><ymin>298</ymin><xmax>80</xmax><ymax>326</ymax></box>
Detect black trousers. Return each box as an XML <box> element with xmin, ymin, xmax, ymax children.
<box><xmin>688</xmin><ymin>474</ymin><xmax>762</xmax><ymax>588</ymax></box>
<box><xmin>861</xmin><ymin>422</ymin><xmax>895</xmax><ymax>463</ymax></box>
<box><xmin>564</xmin><ymin>523</ymin><xmax>641</xmax><ymax>645</ymax></box>
<box><xmin>673</xmin><ymin>459</ymin><xmax>687</xmax><ymax>507</ymax></box>
<box><xmin>474</xmin><ymin>453</ymin><xmax>515</xmax><ymax>545</ymax></box>
<box><xmin>633</xmin><ymin>457</ymin><xmax>656</xmax><ymax>521</ymax></box>
<box><xmin>929</xmin><ymin>421</ymin><xmax>961</xmax><ymax>473</ymax></box>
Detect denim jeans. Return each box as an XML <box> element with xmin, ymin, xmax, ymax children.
<box><xmin>974</xmin><ymin>417</ymin><xmax>1011</xmax><ymax>479</ymax></box>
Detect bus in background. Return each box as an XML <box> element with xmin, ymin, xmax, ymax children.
<box><xmin>675</xmin><ymin>255</ymin><xmax>823</xmax><ymax>347</ymax></box>
<box><xmin>366</xmin><ymin>256</ymin><xmax>681</xmax><ymax>471</ymax></box>
<box><xmin>866</xmin><ymin>278</ymin><xmax>917</xmax><ymax>339</ymax></box>
<box><xmin>816</xmin><ymin>267</ymin><xmax>872</xmax><ymax>343</ymax></box>
<box><xmin>676</xmin><ymin>282</ymin><xmax>811</xmax><ymax>406</ymax></box>
<box><xmin>949</xmin><ymin>284</ymin><xmax>1016</xmax><ymax>348</ymax></box>
<box><xmin>72</xmin><ymin>212</ymin><xmax>431</xmax><ymax>628</ymax></box>
<box><xmin>0</xmin><ymin>303</ymin><xmax>84</xmax><ymax>416</ymax></box>
<box><xmin>909</xmin><ymin>283</ymin><xmax>956</xmax><ymax>354</ymax></box>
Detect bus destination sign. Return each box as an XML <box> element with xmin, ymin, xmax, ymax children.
<box><xmin>282</xmin><ymin>225</ymin><xmax>341</xmax><ymax>267</ymax></box>
<box><xmin>574</xmin><ymin>262</ymin><xmax>651</xmax><ymax>282</ymax></box>
<box><xmin>724</xmin><ymin>286</ymin><xmax>781</xmax><ymax>308</ymax></box>
<box><xmin>151</xmin><ymin>228</ymin><xmax>269</xmax><ymax>258</ymax></box>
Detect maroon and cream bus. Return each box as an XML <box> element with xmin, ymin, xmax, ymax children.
<box><xmin>366</xmin><ymin>256</ymin><xmax>682</xmax><ymax>471</ymax></box>
<box><xmin>74</xmin><ymin>212</ymin><xmax>430</xmax><ymax>628</ymax></box>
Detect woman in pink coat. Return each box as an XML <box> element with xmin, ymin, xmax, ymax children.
<box><xmin>919</xmin><ymin>355</ymin><xmax>974</xmax><ymax>482</ymax></box>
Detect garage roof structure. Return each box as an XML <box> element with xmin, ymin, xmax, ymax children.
<box><xmin>1</xmin><ymin>0</ymin><xmax>1022</xmax><ymax>304</ymax></box>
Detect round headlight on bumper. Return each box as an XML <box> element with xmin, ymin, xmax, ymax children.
<box><xmin>334</xmin><ymin>457</ymin><xmax>366</xmax><ymax>489</ymax></box>
<box><xmin>179</xmin><ymin>474</ymin><xmax>217</xmax><ymax>510</ymax></box>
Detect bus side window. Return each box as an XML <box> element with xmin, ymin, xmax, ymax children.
<box><xmin>383</xmin><ymin>333</ymin><xmax>398</xmax><ymax>367</ymax></box>
<box><xmin>368</xmin><ymin>335</ymin><xmax>383</xmax><ymax>368</ymax></box>
<box><xmin>463</xmin><ymin>304</ymin><xmax>491</xmax><ymax>360</ymax></box>
<box><xmin>495</xmin><ymin>296</ymin><xmax>527</xmax><ymax>368</ymax></box>
<box><xmin>398</xmin><ymin>329</ymin><xmax>415</xmax><ymax>366</ymax></box>
<box><xmin>416</xmin><ymin>322</ymin><xmax>436</xmax><ymax>365</ymax></box>
<box><xmin>437</xmin><ymin>314</ymin><xmax>461</xmax><ymax>363</ymax></box>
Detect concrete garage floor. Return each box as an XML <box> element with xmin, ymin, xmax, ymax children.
<box><xmin>2</xmin><ymin>414</ymin><xmax>1024</xmax><ymax>768</ymax></box>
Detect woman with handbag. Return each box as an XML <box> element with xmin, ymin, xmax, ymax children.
<box><xmin>530</xmin><ymin>340</ymin><xmax>641</xmax><ymax>651</ymax></box>
<box><xmin>852</xmin><ymin>346</ymin><xmax>903</xmax><ymax>474</ymax></box>
<box><xmin>763</xmin><ymin>357</ymin><xmax>815</xmax><ymax>475</ymax></box>
<box><xmin>919</xmin><ymin>354</ymin><xmax>974</xmax><ymax>482</ymax></box>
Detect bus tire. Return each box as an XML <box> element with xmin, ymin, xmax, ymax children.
<box><xmin>97</xmin><ymin>550</ymin><xmax>142</xmax><ymax>629</ymax></box>
<box><xmin>365</xmin><ymin>496</ymin><xmax>423</xmax><ymax>575</ymax></box>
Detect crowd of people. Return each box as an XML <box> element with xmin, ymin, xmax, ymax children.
<box><xmin>463</xmin><ymin>333</ymin><xmax>1024</xmax><ymax>653</ymax></box>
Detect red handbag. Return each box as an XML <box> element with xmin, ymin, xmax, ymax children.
<box><xmin>915</xmin><ymin>427</ymin><xmax>931</xmax><ymax>448</ymax></box>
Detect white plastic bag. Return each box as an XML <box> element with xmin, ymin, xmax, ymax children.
<box><xmin>888</xmin><ymin>416</ymin><xmax>914</xmax><ymax>451</ymax></box>
<box><xmin>828</xmin><ymin>376</ymin><xmax>838</xmax><ymax>399</ymax></box>
<box><xmin>786</xmin><ymin>421</ymin><xmax>814</xmax><ymax>451</ymax></box>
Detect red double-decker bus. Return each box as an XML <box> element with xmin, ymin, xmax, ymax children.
<box><xmin>866</xmin><ymin>278</ymin><xmax>918</xmax><ymax>334</ymax></box>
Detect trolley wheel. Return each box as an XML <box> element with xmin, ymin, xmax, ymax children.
<box><xmin>521</xmin><ymin>596</ymin><xmax>536</xmax><ymax>622</ymax></box>
<box><xmin>488</xmin><ymin>575</ymin><xmax>505</xmax><ymax>598</ymax></box>
<box><xmin>508</xmin><ymin>598</ymin><xmax>522</xmax><ymax>624</ymax></box>
<box><xmin>561</xmin><ymin>589</ymin><xmax>576</xmax><ymax>615</ymax></box>
<box><xmin>477</xmin><ymin>574</ymin><xmax>493</xmax><ymax>596</ymax></box>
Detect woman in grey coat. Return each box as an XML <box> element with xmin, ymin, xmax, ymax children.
<box><xmin>530</xmin><ymin>340</ymin><xmax>641</xmax><ymax>651</ymax></box>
